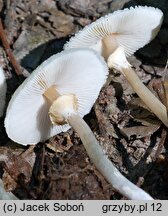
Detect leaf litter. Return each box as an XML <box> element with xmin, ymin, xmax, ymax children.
<box><xmin>0</xmin><ymin>0</ymin><xmax>168</xmax><ymax>199</ymax></box>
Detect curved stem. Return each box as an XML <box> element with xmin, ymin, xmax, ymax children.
<box><xmin>68</xmin><ymin>114</ymin><xmax>153</xmax><ymax>200</ymax></box>
<box><xmin>122</xmin><ymin>66</ymin><xmax>168</xmax><ymax>126</ymax></box>
<box><xmin>108</xmin><ymin>47</ymin><xmax>168</xmax><ymax>127</ymax></box>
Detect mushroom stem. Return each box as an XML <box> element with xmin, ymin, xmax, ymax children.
<box><xmin>43</xmin><ymin>85</ymin><xmax>60</xmax><ymax>104</ymax></box>
<box><xmin>68</xmin><ymin>113</ymin><xmax>153</xmax><ymax>200</ymax></box>
<box><xmin>46</xmin><ymin>91</ymin><xmax>153</xmax><ymax>199</ymax></box>
<box><xmin>102</xmin><ymin>35</ymin><xmax>118</xmax><ymax>60</ymax></box>
<box><xmin>107</xmin><ymin>47</ymin><xmax>168</xmax><ymax>127</ymax></box>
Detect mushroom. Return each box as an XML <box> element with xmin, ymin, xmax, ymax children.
<box><xmin>64</xmin><ymin>6</ymin><xmax>168</xmax><ymax>126</ymax></box>
<box><xmin>0</xmin><ymin>67</ymin><xmax>7</xmax><ymax>117</ymax></box>
<box><xmin>5</xmin><ymin>48</ymin><xmax>108</xmax><ymax>144</ymax></box>
<box><xmin>5</xmin><ymin>48</ymin><xmax>153</xmax><ymax>200</ymax></box>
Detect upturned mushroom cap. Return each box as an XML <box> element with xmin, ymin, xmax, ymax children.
<box><xmin>0</xmin><ymin>67</ymin><xmax>7</xmax><ymax>117</ymax></box>
<box><xmin>5</xmin><ymin>49</ymin><xmax>108</xmax><ymax>145</ymax></box>
<box><xmin>64</xmin><ymin>6</ymin><xmax>163</xmax><ymax>58</ymax></box>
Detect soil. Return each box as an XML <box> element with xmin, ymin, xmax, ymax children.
<box><xmin>0</xmin><ymin>0</ymin><xmax>168</xmax><ymax>200</ymax></box>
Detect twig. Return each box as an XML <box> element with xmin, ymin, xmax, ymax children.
<box><xmin>154</xmin><ymin>129</ymin><xmax>167</xmax><ymax>160</ymax></box>
<box><xmin>0</xmin><ymin>18</ymin><xmax>22</xmax><ymax>75</ymax></box>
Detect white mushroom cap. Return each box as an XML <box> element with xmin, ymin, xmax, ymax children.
<box><xmin>0</xmin><ymin>67</ymin><xmax>7</xmax><ymax>117</ymax></box>
<box><xmin>5</xmin><ymin>49</ymin><xmax>108</xmax><ymax>145</ymax></box>
<box><xmin>64</xmin><ymin>6</ymin><xmax>163</xmax><ymax>57</ymax></box>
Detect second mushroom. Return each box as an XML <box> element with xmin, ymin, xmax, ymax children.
<box><xmin>64</xmin><ymin>6</ymin><xmax>167</xmax><ymax>126</ymax></box>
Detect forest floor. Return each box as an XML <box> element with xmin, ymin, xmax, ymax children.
<box><xmin>0</xmin><ymin>0</ymin><xmax>168</xmax><ymax>200</ymax></box>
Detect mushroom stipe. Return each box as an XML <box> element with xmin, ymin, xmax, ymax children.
<box><xmin>108</xmin><ymin>47</ymin><xmax>168</xmax><ymax>127</ymax></box>
<box><xmin>44</xmin><ymin>86</ymin><xmax>153</xmax><ymax>200</ymax></box>
<box><xmin>5</xmin><ymin>48</ymin><xmax>153</xmax><ymax>200</ymax></box>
